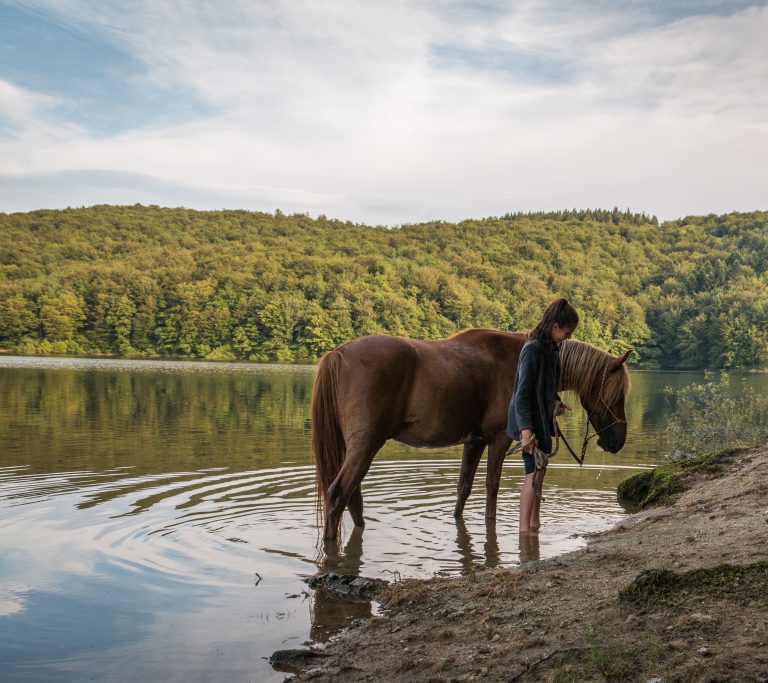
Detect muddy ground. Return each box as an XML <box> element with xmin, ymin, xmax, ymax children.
<box><xmin>294</xmin><ymin>446</ymin><xmax>768</xmax><ymax>682</ymax></box>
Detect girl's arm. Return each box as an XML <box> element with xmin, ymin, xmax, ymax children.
<box><xmin>514</xmin><ymin>343</ymin><xmax>540</xmax><ymax>441</ymax></box>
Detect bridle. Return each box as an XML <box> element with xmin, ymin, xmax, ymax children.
<box><xmin>555</xmin><ymin>360</ymin><xmax>627</xmax><ymax>466</ymax></box>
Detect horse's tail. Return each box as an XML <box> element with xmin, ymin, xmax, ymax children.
<box><xmin>311</xmin><ymin>349</ymin><xmax>345</xmax><ymax>525</ymax></box>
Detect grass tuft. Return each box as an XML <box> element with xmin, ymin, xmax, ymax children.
<box><xmin>620</xmin><ymin>562</ymin><xmax>768</xmax><ymax>608</ymax></box>
<box><xmin>617</xmin><ymin>450</ymin><xmax>730</xmax><ymax>508</ymax></box>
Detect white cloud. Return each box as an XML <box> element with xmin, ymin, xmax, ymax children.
<box><xmin>0</xmin><ymin>1</ymin><xmax>766</xmax><ymax>222</ymax></box>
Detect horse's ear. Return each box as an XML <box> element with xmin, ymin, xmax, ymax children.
<box><xmin>609</xmin><ymin>349</ymin><xmax>633</xmax><ymax>371</ymax></box>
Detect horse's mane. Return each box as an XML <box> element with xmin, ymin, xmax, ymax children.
<box><xmin>559</xmin><ymin>339</ymin><xmax>631</xmax><ymax>405</ymax></box>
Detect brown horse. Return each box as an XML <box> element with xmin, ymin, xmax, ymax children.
<box><xmin>312</xmin><ymin>329</ymin><xmax>631</xmax><ymax>541</ymax></box>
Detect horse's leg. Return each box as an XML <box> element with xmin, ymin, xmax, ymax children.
<box><xmin>485</xmin><ymin>434</ymin><xmax>512</xmax><ymax>520</ymax></box>
<box><xmin>453</xmin><ymin>440</ymin><xmax>486</xmax><ymax>517</ymax></box>
<box><xmin>347</xmin><ymin>485</ymin><xmax>364</xmax><ymax>528</ymax></box>
<box><xmin>324</xmin><ymin>438</ymin><xmax>383</xmax><ymax>541</ymax></box>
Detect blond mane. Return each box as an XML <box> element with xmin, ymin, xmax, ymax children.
<box><xmin>559</xmin><ymin>339</ymin><xmax>631</xmax><ymax>406</ymax></box>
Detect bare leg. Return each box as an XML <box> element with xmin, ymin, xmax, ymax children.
<box><xmin>530</xmin><ymin>468</ymin><xmax>546</xmax><ymax>532</ymax></box>
<box><xmin>519</xmin><ymin>468</ymin><xmax>546</xmax><ymax>533</ymax></box>
<box><xmin>347</xmin><ymin>485</ymin><xmax>365</xmax><ymax>528</ymax></box>
<box><xmin>485</xmin><ymin>435</ymin><xmax>512</xmax><ymax>520</ymax></box>
<box><xmin>454</xmin><ymin>441</ymin><xmax>485</xmax><ymax>517</ymax></box>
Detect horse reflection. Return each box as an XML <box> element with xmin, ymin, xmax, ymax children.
<box><xmin>309</xmin><ymin>527</ymin><xmax>372</xmax><ymax>642</ymax></box>
<box><xmin>454</xmin><ymin>519</ymin><xmax>540</xmax><ymax>568</ymax></box>
<box><xmin>454</xmin><ymin>518</ymin><xmax>501</xmax><ymax>573</ymax></box>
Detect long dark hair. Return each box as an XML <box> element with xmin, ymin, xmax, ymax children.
<box><xmin>530</xmin><ymin>298</ymin><xmax>579</xmax><ymax>341</ymax></box>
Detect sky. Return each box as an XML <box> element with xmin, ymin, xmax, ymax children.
<box><xmin>0</xmin><ymin>0</ymin><xmax>766</xmax><ymax>225</ymax></box>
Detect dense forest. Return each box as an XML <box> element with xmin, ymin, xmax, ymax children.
<box><xmin>0</xmin><ymin>205</ymin><xmax>766</xmax><ymax>369</ymax></box>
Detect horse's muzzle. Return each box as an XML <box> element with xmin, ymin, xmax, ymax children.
<box><xmin>598</xmin><ymin>432</ymin><xmax>625</xmax><ymax>454</ymax></box>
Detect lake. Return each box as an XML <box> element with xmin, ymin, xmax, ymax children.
<box><xmin>1</xmin><ymin>356</ymin><xmax>764</xmax><ymax>682</ymax></box>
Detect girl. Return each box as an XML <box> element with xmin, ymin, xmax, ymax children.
<box><xmin>507</xmin><ymin>298</ymin><xmax>579</xmax><ymax>533</ymax></box>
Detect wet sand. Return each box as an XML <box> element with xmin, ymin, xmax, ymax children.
<box><xmin>294</xmin><ymin>445</ymin><xmax>768</xmax><ymax>682</ymax></box>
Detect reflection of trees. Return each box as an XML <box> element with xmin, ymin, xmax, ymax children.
<box><xmin>0</xmin><ymin>366</ymin><xmax>314</xmax><ymax>475</ymax></box>
<box><xmin>310</xmin><ymin>527</ymin><xmax>372</xmax><ymax>643</ymax></box>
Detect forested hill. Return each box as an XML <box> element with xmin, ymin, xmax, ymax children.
<box><xmin>1</xmin><ymin>205</ymin><xmax>766</xmax><ymax>369</ymax></box>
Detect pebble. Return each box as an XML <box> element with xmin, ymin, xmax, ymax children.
<box><xmin>698</xmin><ymin>646</ymin><xmax>711</xmax><ymax>657</ymax></box>
<box><xmin>491</xmin><ymin>633</ymin><xmax>501</xmax><ymax>642</ymax></box>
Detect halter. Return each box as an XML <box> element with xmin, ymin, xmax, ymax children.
<box><xmin>556</xmin><ymin>359</ymin><xmax>627</xmax><ymax>466</ymax></box>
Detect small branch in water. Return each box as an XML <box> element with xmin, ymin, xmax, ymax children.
<box><xmin>254</xmin><ymin>572</ymin><xmax>263</xmax><ymax>586</ymax></box>
<box><xmin>509</xmin><ymin>646</ymin><xmax>588</xmax><ymax>681</ymax></box>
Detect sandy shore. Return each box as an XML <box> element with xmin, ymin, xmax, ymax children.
<box><xmin>294</xmin><ymin>446</ymin><xmax>768</xmax><ymax>682</ymax></box>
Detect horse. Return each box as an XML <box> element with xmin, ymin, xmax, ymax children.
<box><xmin>311</xmin><ymin>328</ymin><xmax>631</xmax><ymax>541</ymax></box>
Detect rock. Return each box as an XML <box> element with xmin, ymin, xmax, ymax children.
<box><xmin>269</xmin><ymin>648</ymin><xmax>331</xmax><ymax>674</ymax></box>
<box><xmin>303</xmin><ymin>573</ymin><xmax>388</xmax><ymax>600</ymax></box>
<box><xmin>698</xmin><ymin>646</ymin><xmax>712</xmax><ymax>656</ymax></box>
<box><xmin>491</xmin><ymin>633</ymin><xmax>501</xmax><ymax>642</ymax></box>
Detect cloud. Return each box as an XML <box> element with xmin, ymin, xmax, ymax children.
<box><xmin>0</xmin><ymin>1</ymin><xmax>766</xmax><ymax>223</ymax></box>
<box><xmin>0</xmin><ymin>78</ymin><xmax>62</xmax><ymax>128</ymax></box>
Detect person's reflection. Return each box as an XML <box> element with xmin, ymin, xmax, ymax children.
<box><xmin>518</xmin><ymin>531</ymin><xmax>540</xmax><ymax>564</ymax></box>
<box><xmin>310</xmin><ymin>526</ymin><xmax>372</xmax><ymax>642</ymax></box>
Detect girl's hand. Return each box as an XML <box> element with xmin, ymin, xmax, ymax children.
<box><xmin>554</xmin><ymin>401</ymin><xmax>570</xmax><ymax>417</ymax></box>
<box><xmin>521</xmin><ymin>429</ymin><xmax>536</xmax><ymax>454</ymax></box>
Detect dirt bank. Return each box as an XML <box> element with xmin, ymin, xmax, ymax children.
<box><xmin>295</xmin><ymin>446</ymin><xmax>768</xmax><ymax>682</ymax></box>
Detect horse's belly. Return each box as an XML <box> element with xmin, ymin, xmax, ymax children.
<box><xmin>393</xmin><ymin>424</ymin><xmax>471</xmax><ymax>449</ymax></box>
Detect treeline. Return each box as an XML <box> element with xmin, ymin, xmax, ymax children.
<box><xmin>0</xmin><ymin>205</ymin><xmax>766</xmax><ymax>368</ymax></box>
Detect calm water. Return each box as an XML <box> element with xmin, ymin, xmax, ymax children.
<box><xmin>1</xmin><ymin>356</ymin><xmax>765</xmax><ymax>682</ymax></box>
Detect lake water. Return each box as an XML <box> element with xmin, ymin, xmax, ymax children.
<box><xmin>1</xmin><ymin>356</ymin><xmax>765</xmax><ymax>682</ymax></box>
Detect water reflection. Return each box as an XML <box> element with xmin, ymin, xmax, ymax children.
<box><xmin>310</xmin><ymin>528</ymin><xmax>373</xmax><ymax>642</ymax></box>
<box><xmin>453</xmin><ymin>518</ymin><xmax>502</xmax><ymax>572</ymax></box>
<box><xmin>518</xmin><ymin>532</ymin><xmax>541</xmax><ymax>564</ymax></box>
<box><xmin>2</xmin><ymin>357</ymin><xmax>767</xmax><ymax>683</ymax></box>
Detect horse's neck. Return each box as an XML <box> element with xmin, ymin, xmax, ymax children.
<box><xmin>559</xmin><ymin>347</ymin><xmax>610</xmax><ymax>396</ymax></box>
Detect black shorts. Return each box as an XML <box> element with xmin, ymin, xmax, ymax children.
<box><xmin>522</xmin><ymin>452</ymin><xmax>535</xmax><ymax>475</ymax></box>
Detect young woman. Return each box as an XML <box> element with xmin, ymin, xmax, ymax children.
<box><xmin>507</xmin><ymin>298</ymin><xmax>579</xmax><ymax>534</ymax></box>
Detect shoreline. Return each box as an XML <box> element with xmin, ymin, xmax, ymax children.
<box><xmin>294</xmin><ymin>446</ymin><xmax>768</xmax><ymax>681</ymax></box>
<box><xmin>2</xmin><ymin>350</ymin><xmax>765</xmax><ymax>374</ymax></box>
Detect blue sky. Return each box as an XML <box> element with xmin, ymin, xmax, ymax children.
<box><xmin>0</xmin><ymin>0</ymin><xmax>766</xmax><ymax>224</ymax></box>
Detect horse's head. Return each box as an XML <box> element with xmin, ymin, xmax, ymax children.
<box><xmin>581</xmin><ymin>349</ymin><xmax>631</xmax><ymax>453</ymax></box>
<box><xmin>560</xmin><ymin>343</ymin><xmax>632</xmax><ymax>454</ymax></box>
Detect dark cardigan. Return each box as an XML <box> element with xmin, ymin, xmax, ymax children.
<box><xmin>506</xmin><ymin>336</ymin><xmax>561</xmax><ymax>454</ymax></box>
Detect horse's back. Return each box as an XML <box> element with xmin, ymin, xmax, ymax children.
<box><xmin>329</xmin><ymin>330</ymin><xmax>524</xmax><ymax>447</ymax></box>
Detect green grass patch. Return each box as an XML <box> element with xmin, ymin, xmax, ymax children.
<box><xmin>616</xmin><ymin>450</ymin><xmax>731</xmax><ymax>508</ymax></box>
<box><xmin>619</xmin><ymin>562</ymin><xmax>768</xmax><ymax>608</ymax></box>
